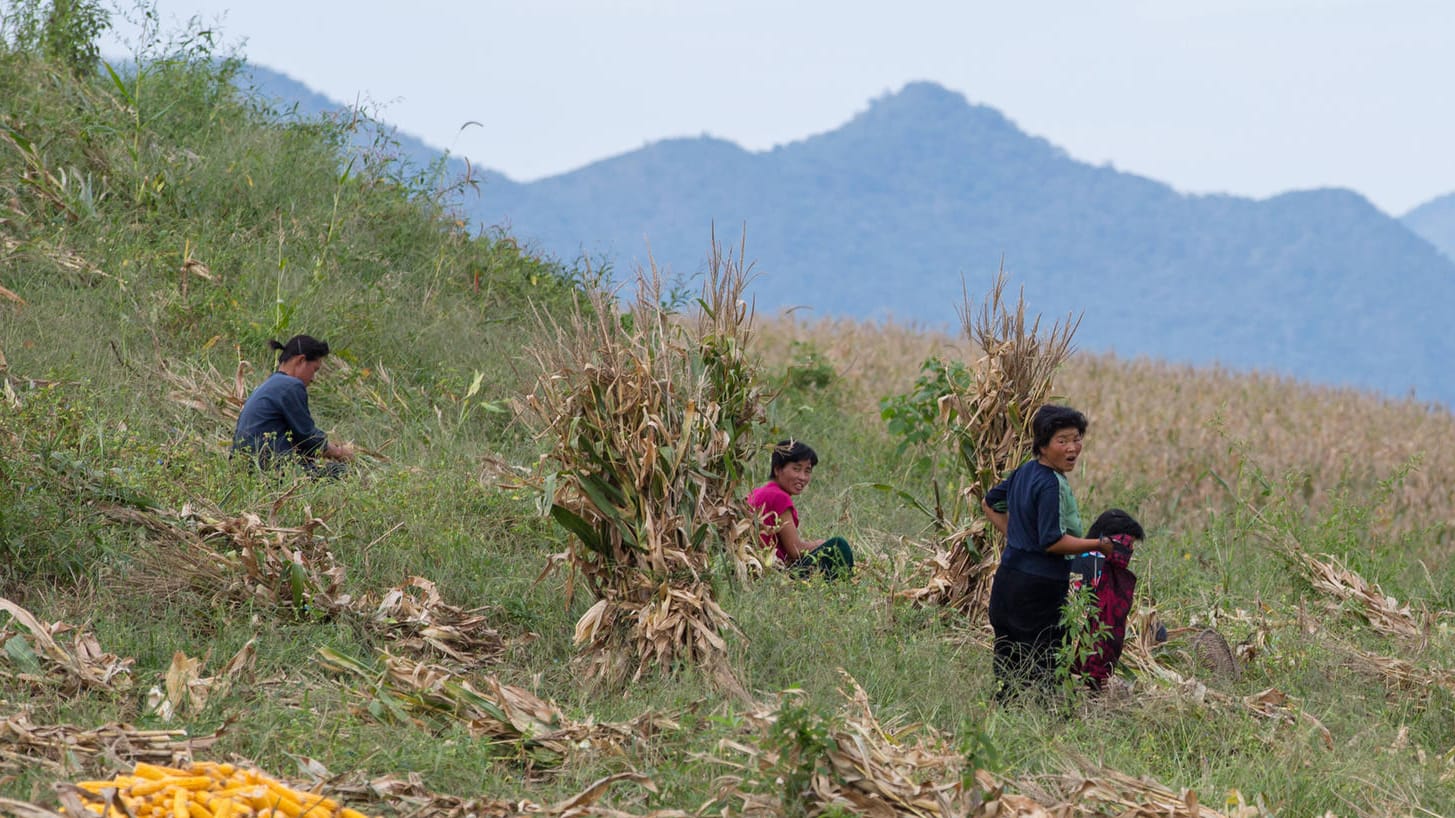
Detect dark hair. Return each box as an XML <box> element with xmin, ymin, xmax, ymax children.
<box><xmin>1031</xmin><ymin>404</ymin><xmax>1088</xmax><ymax>455</ymax></box>
<box><xmin>1087</xmin><ymin>508</ymin><xmax>1145</xmax><ymax>541</ymax></box>
<box><xmin>769</xmin><ymin>439</ymin><xmax>818</xmax><ymax>478</ymax></box>
<box><xmin>269</xmin><ymin>334</ymin><xmax>330</xmax><ymax>365</ymax></box>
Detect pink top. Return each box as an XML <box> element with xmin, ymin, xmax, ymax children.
<box><xmin>746</xmin><ymin>480</ymin><xmax>797</xmax><ymax>564</ymax></box>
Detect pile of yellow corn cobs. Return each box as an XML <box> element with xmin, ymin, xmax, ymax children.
<box><xmin>71</xmin><ymin>762</ymin><xmax>375</xmax><ymax>818</ymax></box>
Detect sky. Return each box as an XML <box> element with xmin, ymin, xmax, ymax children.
<box><xmin>101</xmin><ymin>0</ymin><xmax>1455</xmax><ymax>216</ymax></box>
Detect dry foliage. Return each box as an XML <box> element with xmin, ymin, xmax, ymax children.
<box><xmin>107</xmin><ymin>504</ymin><xmax>506</xmax><ymax>669</ymax></box>
<box><xmin>0</xmin><ymin>599</ymin><xmax>133</xmax><ymax>695</ymax></box>
<box><xmin>702</xmin><ymin>672</ymin><xmax>1283</xmax><ymax>818</ymax></box>
<box><xmin>522</xmin><ymin>241</ymin><xmax>767</xmax><ymax>690</ymax></box>
<box><xmin>144</xmin><ymin>642</ymin><xmax>257</xmax><ymax>722</ymax></box>
<box><xmin>900</xmin><ymin>272</ymin><xmax>1078</xmax><ymax>615</ymax></box>
<box><xmin>284</xmin><ymin>769</ymin><xmax>683</xmax><ymax>818</ymax></box>
<box><xmin>317</xmin><ymin>648</ymin><xmax>676</xmax><ymax>769</ymax></box>
<box><xmin>1345</xmin><ymin>646</ymin><xmax>1455</xmax><ymax>698</ymax></box>
<box><xmin>0</xmin><ymin>711</ymin><xmax>223</xmax><ymax>775</ymax></box>
<box><xmin>157</xmin><ymin>353</ymin><xmax>251</xmax><ymax>429</ymax></box>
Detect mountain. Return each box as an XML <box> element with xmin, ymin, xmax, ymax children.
<box><xmin>1403</xmin><ymin>193</ymin><xmax>1455</xmax><ymax>261</ymax></box>
<box><xmin>467</xmin><ymin>82</ymin><xmax>1455</xmax><ymax>406</ymax></box>
<box><xmin>235</xmin><ymin>71</ymin><xmax>1455</xmax><ymax>407</ymax></box>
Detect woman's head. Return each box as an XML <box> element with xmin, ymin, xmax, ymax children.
<box><xmin>769</xmin><ymin>440</ymin><xmax>818</xmax><ymax>495</ymax></box>
<box><xmin>271</xmin><ymin>335</ymin><xmax>330</xmax><ymax>386</ymax></box>
<box><xmin>1087</xmin><ymin>508</ymin><xmax>1145</xmax><ymax>541</ymax></box>
<box><xmin>1031</xmin><ymin>404</ymin><xmax>1088</xmax><ymax>456</ymax></box>
<box><xmin>270</xmin><ymin>334</ymin><xmax>330</xmax><ymax>365</ymax></box>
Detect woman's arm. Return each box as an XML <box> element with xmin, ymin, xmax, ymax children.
<box><xmin>1045</xmin><ymin>533</ymin><xmax>1112</xmax><ymax>557</ymax></box>
<box><xmin>981</xmin><ymin>498</ymin><xmax>1009</xmax><ymax>535</ymax></box>
<box><xmin>773</xmin><ymin>519</ymin><xmax>822</xmax><ymax>562</ymax></box>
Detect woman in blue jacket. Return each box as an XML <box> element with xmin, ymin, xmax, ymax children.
<box><xmin>982</xmin><ymin>404</ymin><xmax>1112</xmax><ymax>699</ymax></box>
<box><xmin>232</xmin><ymin>334</ymin><xmax>354</xmax><ymax>477</ymax></box>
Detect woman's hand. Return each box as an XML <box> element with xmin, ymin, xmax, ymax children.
<box><xmin>325</xmin><ymin>440</ymin><xmax>356</xmax><ymax>461</ymax></box>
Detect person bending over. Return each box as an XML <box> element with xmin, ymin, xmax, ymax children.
<box><xmin>746</xmin><ymin>440</ymin><xmax>854</xmax><ymax>580</ymax></box>
<box><xmin>232</xmin><ymin>334</ymin><xmax>355</xmax><ymax>478</ymax></box>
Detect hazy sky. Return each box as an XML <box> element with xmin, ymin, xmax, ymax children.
<box><xmin>104</xmin><ymin>1</ymin><xmax>1454</xmax><ymax>216</ymax></box>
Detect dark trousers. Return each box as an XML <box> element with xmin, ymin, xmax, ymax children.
<box><xmin>988</xmin><ymin>565</ymin><xmax>1068</xmax><ymax>697</ymax></box>
<box><xmin>788</xmin><ymin>536</ymin><xmax>854</xmax><ymax>580</ymax></box>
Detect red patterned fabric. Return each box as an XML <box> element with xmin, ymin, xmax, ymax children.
<box><xmin>1072</xmin><ymin>533</ymin><xmax>1137</xmax><ymax>689</ymax></box>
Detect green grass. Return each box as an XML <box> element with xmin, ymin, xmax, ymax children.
<box><xmin>2</xmin><ymin>10</ymin><xmax>1454</xmax><ymax>817</ymax></box>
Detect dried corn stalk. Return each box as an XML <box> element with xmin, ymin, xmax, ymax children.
<box><xmin>317</xmin><ymin>648</ymin><xmax>675</xmax><ymax>768</ymax></box>
<box><xmin>0</xmin><ymin>598</ymin><xmax>133</xmax><ymax>694</ymax></box>
<box><xmin>1237</xmin><ymin>498</ymin><xmax>1426</xmax><ymax>640</ymax></box>
<box><xmin>522</xmin><ymin>241</ymin><xmax>766</xmax><ymax>690</ymax></box>
<box><xmin>158</xmin><ymin>353</ymin><xmax>251</xmax><ymax>427</ymax></box>
<box><xmin>109</xmin><ymin>503</ymin><xmax>507</xmax><ymax>669</ymax></box>
<box><xmin>901</xmin><ymin>272</ymin><xmax>1078</xmax><ymax>616</ymax></box>
<box><xmin>0</xmin><ymin>711</ymin><xmax>223</xmax><ymax>774</ymax></box>
<box><xmin>233</xmin><ymin>769</ymin><xmax>684</xmax><ymax>818</ymax></box>
<box><xmin>708</xmin><ymin>673</ymin><xmax>982</xmax><ymax>817</ymax></box>
<box><xmin>1346</xmin><ymin>646</ymin><xmax>1455</xmax><ymax>698</ymax></box>
<box><xmin>705</xmin><ymin>672</ymin><xmax>1268</xmax><ymax>817</ymax></box>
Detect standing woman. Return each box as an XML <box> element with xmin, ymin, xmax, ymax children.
<box><xmin>982</xmin><ymin>404</ymin><xmax>1112</xmax><ymax>698</ymax></box>
<box><xmin>232</xmin><ymin>334</ymin><xmax>355</xmax><ymax>477</ymax></box>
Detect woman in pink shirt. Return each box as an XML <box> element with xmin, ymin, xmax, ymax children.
<box><xmin>745</xmin><ymin>440</ymin><xmax>854</xmax><ymax>580</ymax></box>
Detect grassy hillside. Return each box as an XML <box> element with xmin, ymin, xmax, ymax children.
<box><xmin>3</xmin><ymin>11</ymin><xmax>1455</xmax><ymax>817</ymax></box>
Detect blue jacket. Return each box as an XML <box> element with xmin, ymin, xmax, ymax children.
<box><xmin>231</xmin><ymin>372</ymin><xmax>327</xmax><ymax>463</ymax></box>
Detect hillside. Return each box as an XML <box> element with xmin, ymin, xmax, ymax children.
<box><xmin>467</xmin><ymin>82</ymin><xmax>1455</xmax><ymax>407</ymax></box>
<box><xmin>5</xmin><ymin>14</ymin><xmax>1455</xmax><ymax>818</ymax></box>
<box><xmin>1403</xmin><ymin>191</ymin><xmax>1455</xmax><ymax>260</ymax></box>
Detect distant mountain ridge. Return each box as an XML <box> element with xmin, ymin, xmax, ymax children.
<box><xmin>1403</xmin><ymin>193</ymin><xmax>1455</xmax><ymax>261</ymax></box>
<box><xmin>238</xmin><ymin>71</ymin><xmax>1455</xmax><ymax>407</ymax></box>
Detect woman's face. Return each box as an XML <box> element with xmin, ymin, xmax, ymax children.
<box><xmin>1039</xmin><ymin>428</ymin><xmax>1084</xmax><ymax>473</ymax></box>
<box><xmin>772</xmin><ymin>459</ymin><xmax>814</xmax><ymax>496</ymax></box>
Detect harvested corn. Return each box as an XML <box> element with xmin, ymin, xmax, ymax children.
<box><xmin>65</xmin><ymin>762</ymin><xmax>376</xmax><ymax>818</ymax></box>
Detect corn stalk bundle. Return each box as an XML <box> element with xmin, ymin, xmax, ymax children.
<box><xmin>0</xmin><ymin>710</ymin><xmax>223</xmax><ymax>775</ymax></box>
<box><xmin>901</xmin><ymin>272</ymin><xmax>1078</xmax><ymax>616</ymax></box>
<box><xmin>317</xmin><ymin>648</ymin><xmax>676</xmax><ymax>769</ymax></box>
<box><xmin>522</xmin><ymin>246</ymin><xmax>766</xmax><ymax>689</ymax></box>
<box><xmin>0</xmin><ymin>598</ymin><xmax>133</xmax><ymax>695</ymax></box>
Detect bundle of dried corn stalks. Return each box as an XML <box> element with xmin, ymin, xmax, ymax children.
<box><xmin>317</xmin><ymin>648</ymin><xmax>676</xmax><ymax>769</ymax></box>
<box><xmin>901</xmin><ymin>272</ymin><xmax>1078</xmax><ymax>616</ymax></box>
<box><xmin>522</xmin><ymin>243</ymin><xmax>766</xmax><ymax>689</ymax></box>
<box><xmin>107</xmin><ymin>504</ymin><xmax>506</xmax><ymax>669</ymax></box>
<box><xmin>0</xmin><ymin>599</ymin><xmax>132</xmax><ymax>694</ymax></box>
<box><xmin>0</xmin><ymin>710</ymin><xmax>223</xmax><ymax>775</ymax></box>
